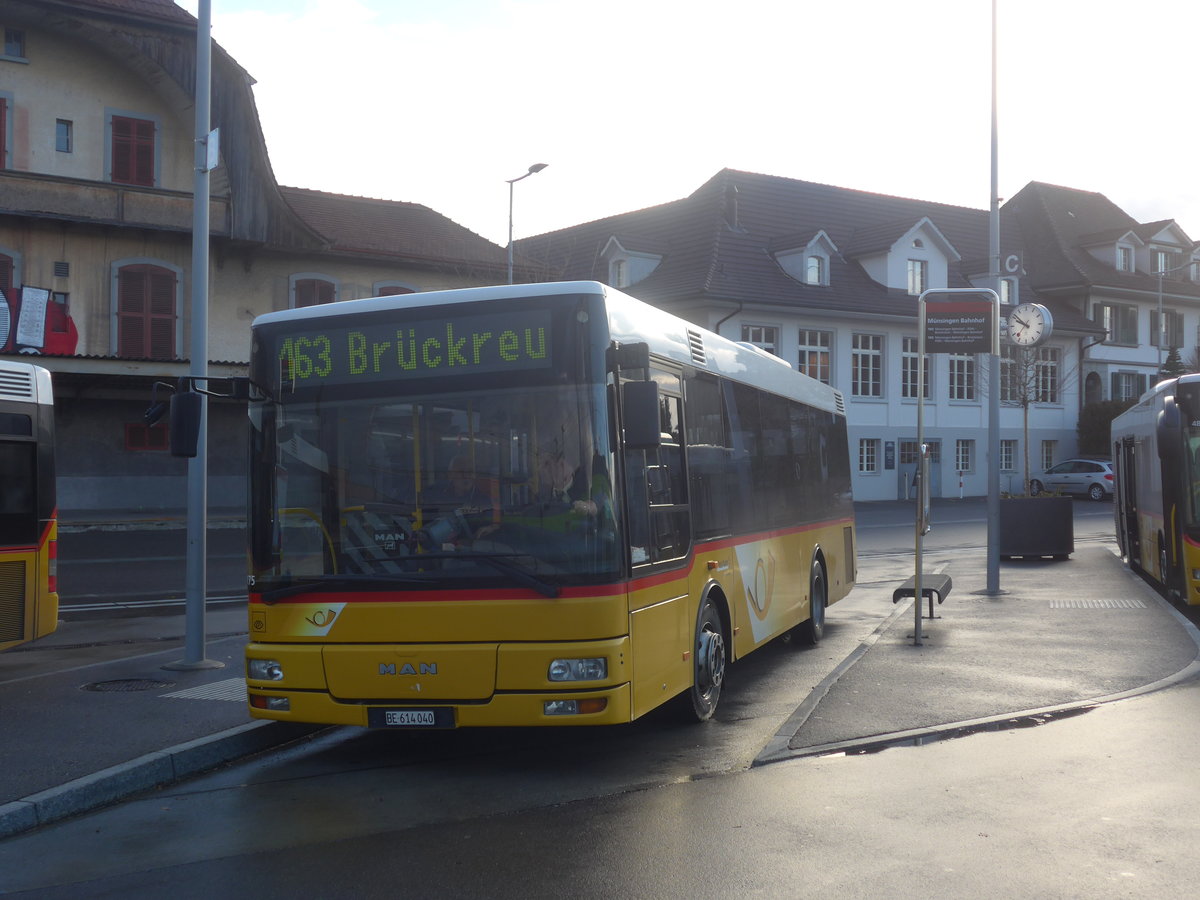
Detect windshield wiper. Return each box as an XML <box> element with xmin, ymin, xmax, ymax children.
<box><xmin>457</xmin><ymin>552</ymin><xmax>560</xmax><ymax>598</ymax></box>
<box><xmin>256</xmin><ymin>573</ymin><xmax>434</xmax><ymax>605</ymax></box>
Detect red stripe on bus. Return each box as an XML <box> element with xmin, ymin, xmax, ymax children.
<box><xmin>251</xmin><ymin>515</ymin><xmax>853</xmax><ymax>606</ymax></box>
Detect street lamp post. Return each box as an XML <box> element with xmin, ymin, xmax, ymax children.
<box><xmin>507</xmin><ymin>163</ymin><xmax>548</xmax><ymax>284</ymax></box>
<box><xmin>1154</xmin><ymin>256</ymin><xmax>1197</xmax><ymax>372</ymax></box>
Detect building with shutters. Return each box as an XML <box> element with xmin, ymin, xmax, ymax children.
<box><xmin>517</xmin><ymin>171</ymin><xmax>1198</xmax><ymax>501</ymax></box>
<box><xmin>0</xmin><ymin>0</ymin><xmax>514</xmax><ymax>515</ymax></box>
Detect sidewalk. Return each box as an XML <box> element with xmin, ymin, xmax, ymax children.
<box><xmin>2</xmin><ymin>542</ymin><xmax>1198</xmax><ymax>840</ymax></box>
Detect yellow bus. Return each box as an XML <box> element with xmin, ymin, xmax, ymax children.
<box><xmin>243</xmin><ymin>282</ymin><xmax>856</xmax><ymax>727</ymax></box>
<box><xmin>0</xmin><ymin>360</ymin><xmax>58</xmax><ymax>651</ymax></box>
<box><xmin>1112</xmin><ymin>373</ymin><xmax>1200</xmax><ymax>605</ymax></box>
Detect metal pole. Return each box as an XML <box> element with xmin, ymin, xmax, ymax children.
<box><xmin>507</xmin><ymin>179</ymin><xmax>515</xmax><ymax>284</ymax></box>
<box><xmin>915</xmin><ymin>295</ymin><xmax>926</xmax><ymax>645</ymax></box>
<box><xmin>1158</xmin><ymin>271</ymin><xmax>1164</xmax><ymax>372</ymax></box>
<box><xmin>505</xmin><ymin>164</ymin><xmax>547</xmax><ymax>285</ymax></box>
<box><xmin>168</xmin><ymin>0</ymin><xmax>221</xmax><ymax>670</ymax></box>
<box><xmin>986</xmin><ymin>0</ymin><xmax>1002</xmax><ymax>595</ymax></box>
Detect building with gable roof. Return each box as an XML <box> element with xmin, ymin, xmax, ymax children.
<box><xmin>518</xmin><ymin>169</ymin><xmax>1162</xmax><ymax>501</ymax></box>
<box><xmin>0</xmin><ymin>0</ymin><xmax>514</xmax><ymax>514</ymax></box>
<box><xmin>1006</xmin><ymin>181</ymin><xmax>1200</xmax><ymax>406</ymax></box>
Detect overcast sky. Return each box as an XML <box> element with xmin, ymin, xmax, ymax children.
<box><xmin>178</xmin><ymin>0</ymin><xmax>1200</xmax><ymax>248</ymax></box>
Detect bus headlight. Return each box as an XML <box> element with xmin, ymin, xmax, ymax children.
<box><xmin>547</xmin><ymin>657</ymin><xmax>607</xmax><ymax>682</ymax></box>
<box><xmin>248</xmin><ymin>658</ymin><xmax>284</xmax><ymax>681</ymax></box>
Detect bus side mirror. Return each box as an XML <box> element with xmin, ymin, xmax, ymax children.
<box><xmin>169</xmin><ymin>390</ymin><xmax>203</xmax><ymax>458</ymax></box>
<box><xmin>1157</xmin><ymin>396</ymin><xmax>1181</xmax><ymax>462</ymax></box>
<box><xmin>622</xmin><ymin>381</ymin><xmax>661</xmax><ymax>450</ymax></box>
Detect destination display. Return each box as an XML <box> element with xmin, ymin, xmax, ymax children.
<box><xmin>273</xmin><ymin>309</ymin><xmax>553</xmax><ymax>388</ymax></box>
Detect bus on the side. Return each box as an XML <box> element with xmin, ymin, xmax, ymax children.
<box><xmin>244</xmin><ymin>281</ymin><xmax>856</xmax><ymax>727</ymax></box>
<box><xmin>0</xmin><ymin>360</ymin><xmax>58</xmax><ymax>651</ymax></box>
<box><xmin>1112</xmin><ymin>373</ymin><xmax>1200</xmax><ymax>605</ymax></box>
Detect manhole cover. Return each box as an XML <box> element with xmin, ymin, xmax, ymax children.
<box><xmin>82</xmin><ymin>679</ymin><xmax>175</xmax><ymax>693</ymax></box>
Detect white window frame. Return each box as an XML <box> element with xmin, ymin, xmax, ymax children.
<box><xmin>805</xmin><ymin>255</ymin><xmax>826</xmax><ymax>286</ymax></box>
<box><xmin>1040</xmin><ymin>441</ymin><xmax>1057</xmax><ymax>472</ymax></box>
<box><xmin>797</xmin><ymin>329</ymin><xmax>831</xmax><ymax>384</ymax></box>
<box><xmin>948</xmin><ymin>353</ymin><xmax>977</xmax><ymax>402</ymax></box>
<box><xmin>1000</xmin><ymin>439</ymin><xmax>1017</xmax><ymax>472</ymax></box>
<box><xmin>901</xmin><ymin>336</ymin><xmax>930</xmax><ymax>399</ymax></box>
<box><xmin>851</xmin><ymin>333</ymin><xmax>884</xmax><ymax>398</ymax></box>
<box><xmin>907</xmin><ymin>259</ymin><xmax>928</xmax><ymax>295</ymax></box>
<box><xmin>858</xmin><ymin>438</ymin><xmax>880</xmax><ymax>474</ymax></box>
<box><xmin>742</xmin><ymin>323</ymin><xmax>778</xmax><ymax>356</ymax></box>
<box><xmin>1116</xmin><ymin>245</ymin><xmax>1134</xmax><ymax>272</ymax></box>
<box><xmin>955</xmin><ymin>439</ymin><xmax>974</xmax><ymax>474</ymax></box>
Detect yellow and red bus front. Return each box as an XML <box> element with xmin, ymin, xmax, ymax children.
<box><xmin>246</xmin><ymin>514</ymin><xmax>855</xmax><ymax>728</ymax></box>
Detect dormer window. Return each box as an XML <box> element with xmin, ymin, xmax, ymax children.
<box><xmin>1153</xmin><ymin>249</ymin><xmax>1181</xmax><ymax>277</ymax></box>
<box><xmin>610</xmin><ymin>259</ymin><xmax>628</xmax><ymax>288</ymax></box>
<box><xmin>1117</xmin><ymin>245</ymin><xmax>1133</xmax><ymax>272</ymax></box>
<box><xmin>600</xmin><ymin>236</ymin><xmax>660</xmax><ymax>289</ymax></box>
<box><xmin>774</xmin><ymin>230</ymin><xmax>837</xmax><ymax>288</ymax></box>
<box><xmin>805</xmin><ymin>255</ymin><xmax>825</xmax><ymax>286</ymax></box>
<box><xmin>907</xmin><ymin>259</ymin><xmax>928</xmax><ymax>295</ymax></box>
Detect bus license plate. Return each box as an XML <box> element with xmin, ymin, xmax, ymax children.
<box><xmin>368</xmin><ymin>708</ymin><xmax>454</xmax><ymax>728</ymax></box>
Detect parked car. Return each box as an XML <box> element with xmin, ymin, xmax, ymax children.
<box><xmin>1028</xmin><ymin>458</ymin><xmax>1114</xmax><ymax>501</ymax></box>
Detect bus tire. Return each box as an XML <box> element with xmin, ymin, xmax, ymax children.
<box><xmin>797</xmin><ymin>558</ymin><xmax>827</xmax><ymax>645</ymax></box>
<box><xmin>686</xmin><ymin>594</ymin><xmax>727</xmax><ymax>722</ymax></box>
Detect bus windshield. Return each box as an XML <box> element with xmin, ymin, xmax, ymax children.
<box><xmin>248</xmin><ymin>382</ymin><xmax>620</xmax><ymax>592</ymax></box>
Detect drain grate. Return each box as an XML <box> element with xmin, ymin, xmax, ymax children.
<box><xmin>1050</xmin><ymin>597</ymin><xmax>1146</xmax><ymax>609</ymax></box>
<box><xmin>82</xmin><ymin>678</ymin><xmax>175</xmax><ymax>692</ymax></box>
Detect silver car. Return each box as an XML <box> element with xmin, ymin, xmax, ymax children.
<box><xmin>1028</xmin><ymin>458</ymin><xmax>1114</xmax><ymax>501</ymax></box>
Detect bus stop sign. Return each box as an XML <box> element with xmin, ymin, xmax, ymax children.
<box><xmin>923</xmin><ymin>295</ymin><xmax>997</xmax><ymax>355</ymax></box>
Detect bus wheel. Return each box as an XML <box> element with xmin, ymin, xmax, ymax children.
<box><xmin>688</xmin><ymin>595</ymin><xmax>726</xmax><ymax>722</ymax></box>
<box><xmin>797</xmin><ymin>560</ymin><xmax>827</xmax><ymax>645</ymax></box>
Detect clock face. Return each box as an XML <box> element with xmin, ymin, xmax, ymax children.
<box><xmin>1008</xmin><ymin>303</ymin><xmax>1051</xmax><ymax>346</ymax></box>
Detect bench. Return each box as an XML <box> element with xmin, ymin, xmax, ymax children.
<box><xmin>892</xmin><ymin>573</ymin><xmax>953</xmax><ymax>619</ymax></box>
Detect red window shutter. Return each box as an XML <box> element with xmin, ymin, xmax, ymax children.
<box><xmin>111</xmin><ymin>116</ymin><xmax>155</xmax><ymax>186</ymax></box>
<box><xmin>117</xmin><ymin>264</ymin><xmax>176</xmax><ymax>359</ymax></box>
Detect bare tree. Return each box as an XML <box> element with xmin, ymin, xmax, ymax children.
<box><xmin>996</xmin><ymin>345</ymin><xmax>1075</xmax><ymax>494</ymax></box>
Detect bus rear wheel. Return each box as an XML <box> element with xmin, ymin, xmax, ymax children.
<box><xmin>687</xmin><ymin>595</ymin><xmax>726</xmax><ymax>722</ymax></box>
<box><xmin>795</xmin><ymin>559</ymin><xmax>827</xmax><ymax>645</ymax></box>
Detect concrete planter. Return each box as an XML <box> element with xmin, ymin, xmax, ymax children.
<box><xmin>999</xmin><ymin>495</ymin><xmax>1074</xmax><ymax>560</ymax></box>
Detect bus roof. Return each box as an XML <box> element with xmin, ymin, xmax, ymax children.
<box><xmin>0</xmin><ymin>359</ymin><xmax>53</xmax><ymax>406</ymax></box>
<box><xmin>253</xmin><ymin>281</ymin><xmax>845</xmax><ymax>416</ymax></box>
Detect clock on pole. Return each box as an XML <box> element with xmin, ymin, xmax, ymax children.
<box><xmin>1006</xmin><ymin>302</ymin><xmax>1053</xmax><ymax>347</ymax></box>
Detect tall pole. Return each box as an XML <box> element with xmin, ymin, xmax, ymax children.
<box><xmin>986</xmin><ymin>0</ymin><xmax>1002</xmax><ymax>594</ymax></box>
<box><xmin>168</xmin><ymin>0</ymin><xmax>221</xmax><ymax>670</ymax></box>
<box><xmin>506</xmin><ymin>163</ymin><xmax>547</xmax><ymax>284</ymax></box>
<box><xmin>507</xmin><ymin>179</ymin><xmax>515</xmax><ymax>284</ymax></box>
